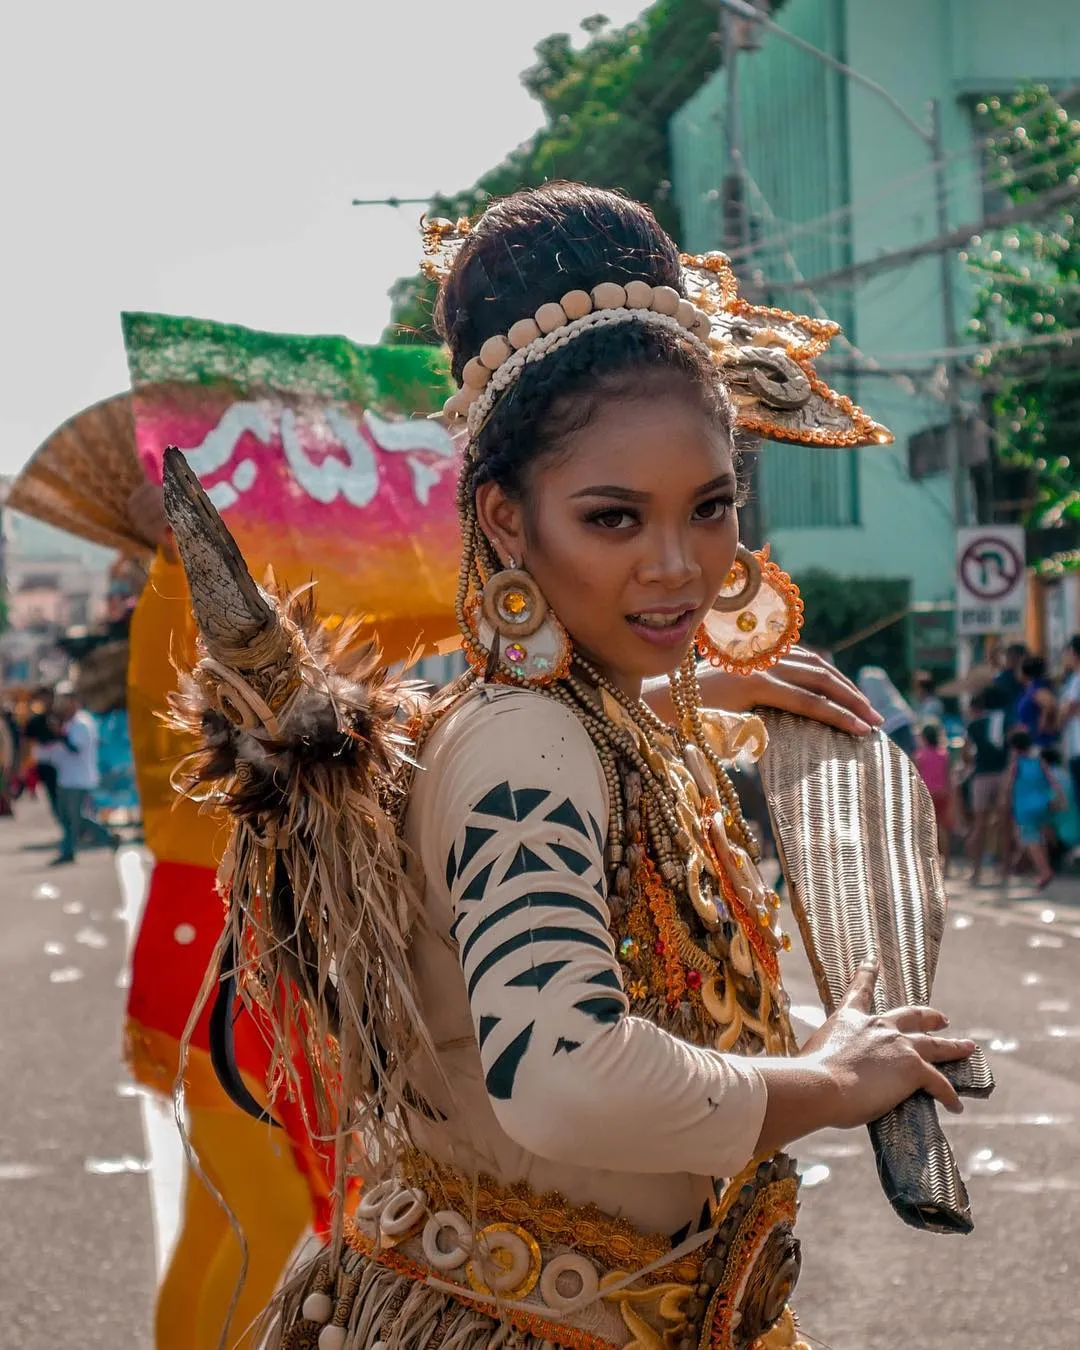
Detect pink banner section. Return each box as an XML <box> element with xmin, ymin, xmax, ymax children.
<box><xmin>123</xmin><ymin>314</ymin><xmax>463</xmax><ymax>657</ymax></box>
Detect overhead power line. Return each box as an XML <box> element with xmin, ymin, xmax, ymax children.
<box><xmin>765</xmin><ymin>181</ymin><xmax>1079</xmax><ymax>294</ymax></box>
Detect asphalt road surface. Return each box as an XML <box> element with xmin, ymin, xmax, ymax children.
<box><xmin>2</xmin><ymin>794</ymin><xmax>1077</xmax><ymax>1349</ymax></box>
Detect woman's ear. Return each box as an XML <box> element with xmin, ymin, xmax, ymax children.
<box><xmin>475</xmin><ymin>481</ymin><xmax>527</xmax><ymax>567</ymax></box>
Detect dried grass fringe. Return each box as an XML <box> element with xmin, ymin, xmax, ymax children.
<box><xmin>167</xmin><ymin>585</ymin><xmax>454</xmax><ymax>1266</ymax></box>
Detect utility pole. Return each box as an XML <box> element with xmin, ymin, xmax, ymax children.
<box><xmin>721</xmin><ymin>3</ymin><xmax>766</xmax><ymax>547</ymax></box>
<box><xmin>929</xmin><ymin>99</ymin><xmax>968</xmax><ymax>533</ymax></box>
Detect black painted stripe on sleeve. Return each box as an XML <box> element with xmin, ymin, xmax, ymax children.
<box><xmin>548</xmin><ymin>841</ymin><xmax>594</xmax><ymax>876</ymax></box>
<box><xmin>505</xmin><ymin>959</ymin><xmax>570</xmax><ymax>990</ymax></box>
<box><xmin>459</xmin><ymin>891</ymin><xmax>609</xmax><ymax>970</ymax></box>
<box><xmin>554</xmin><ymin>1037</ymin><xmax>581</xmax><ymax>1054</ymax></box>
<box><xmin>502</xmin><ymin>843</ymin><xmax>554</xmax><ymax>882</ymax></box>
<box><xmin>544</xmin><ymin>796</ymin><xmax>590</xmax><ymax>840</ymax></box>
<box><xmin>444</xmin><ymin>841</ymin><xmax>458</xmax><ymax>890</ymax></box>
<box><xmin>485</xmin><ymin>1021</ymin><xmax>535</xmax><ymax>1100</ymax></box>
<box><xmin>459</xmin><ymin>857</ymin><xmax>496</xmax><ymax>903</ymax></box>
<box><xmin>477</xmin><ymin>1014</ymin><xmax>501</xmax><ymax>1048</ymax></box>
<box><xmin>586</xmin><ymin>968</ymin><xmax>622</xmax><ymax>991</ymax></box>
<box><xmin>458</xmin><ymin>825</ymin><xmax>496</xmax><ymax>878</ymax></box>
<box><xmin>588</xmin><ymin>812</ymin><xmax>604</xmax><ymax>852</ymax></box>
<box><xmin>510</xmin><ymin>787</ymin><xmax>550</xmax><ymax>820</ymax></box>
<box><xmin>474</xmin><ymin>783</ymin><xmax>551</xmax><ymax>822</ymax></box>
<box><xmin>467</xmin><ymin>927</ymin><xmax>612</xmax><ymax>1001</ymax></box>
<box><xmin>474</xmin><ymin>781</ymin><xmax>515</xmax><ymax>820</ymax></box>
<box><xmin>573</xmin><ymin>995</ymin><xmax>624</xmax><ymax>1024</ymax></box>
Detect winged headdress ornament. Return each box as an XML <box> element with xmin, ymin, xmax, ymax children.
<box><xmin>422</xmin><ymin>216</ymin><xmax>891</xmax><ymax>450</ymax></box>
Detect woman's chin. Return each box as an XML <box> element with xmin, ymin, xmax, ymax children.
<box><xmin>576</xmin><ymin>629</ymin><xmax>698</xmax><ymax>689</ymax></box>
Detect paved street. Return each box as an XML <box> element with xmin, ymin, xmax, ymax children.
<box><xmin>2</xmin><ymin>795</ymin><xmax>1078</xmax><ymax>1348</ymax></box>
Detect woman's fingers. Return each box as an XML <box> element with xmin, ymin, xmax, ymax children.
<box><xmin>841</xmin><ymin>958</ymin><xmax>879</xmax><ymax>1011</ymax></box>
<box><xmin>909</xmin><ymin>1034</ymin><xmax>977</xmax><ymax>1065</ymax></box>
<box><xmin>785</xmin><ymin>656</ymin><xmax>882</xmax><ymax>724</ymax></box>
<box><xmin>886</xmin><ymin>1005</ymin><xmax>950</xmax><ymax>1034</ymax></box>
<box><xmin>764</xmin><ymin>656</ymin><xmax>882</xmax><ymax>735</ymax></box>
<box><xmin>758</xmin><ymin>674</ymin><xmax>874</xmax><ymax>736</ymax></box>
<box><xmin>917</xmin><ymin>1060</ymin><xmax>965</xmax><ymax>1115</ymax></box>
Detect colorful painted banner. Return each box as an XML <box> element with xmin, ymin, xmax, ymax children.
<box><xmin>122</xmin><ymin>311</ymin><xmax>462</xmax><ymax>657</ymax></box>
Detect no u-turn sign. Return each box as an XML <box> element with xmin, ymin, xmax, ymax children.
<box><xmin>955</xmin><ymin>526</ymin><xmax>1026</xmax><ymax>635</ymax></box>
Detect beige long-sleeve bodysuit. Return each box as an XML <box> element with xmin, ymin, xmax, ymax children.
<box><xmin>402</xmin><ymin>683</ymin><xmax>768</xmax><ymax>1242</ymax></box>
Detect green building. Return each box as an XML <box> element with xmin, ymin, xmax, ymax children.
<box><xmin>671</xmin><ymin>0</ymin><xmax>1080</xmax><ymax>626</ymax></box>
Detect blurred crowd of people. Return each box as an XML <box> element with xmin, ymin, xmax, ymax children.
<box><xmin>873</xmin><ymin>640</ymin><xmax>1080</xmax><ymax>890</ymax></box>
<box><xmin>0</xmin><ymin>684</ymin><xmax>138</xmax><ymax>864</ymax></box>
<box><xmin>720</xmin><ymin>641</ymin><xmax>1080</xmax><ymax>895</ymax></box>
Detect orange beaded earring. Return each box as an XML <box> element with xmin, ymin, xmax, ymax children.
<box><xmin>465</xmin><ymin>559</ymin><xmax>572</xmax><ymax>685</ymax></box>
<box><xmin>696</xmin><ymin>546</ymin><xmax>804</xmax><ymax>675</ymax></box>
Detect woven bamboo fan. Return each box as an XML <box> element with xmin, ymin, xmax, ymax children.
<box><xmin>759</xmin><ymin>712</ymin><xmax>995</xmax><ymax>1234</ymax></box>
<box><xmin>8</xmin><ymin>393</ymin><xmax>155</xmax><ymax>556</ymax></box>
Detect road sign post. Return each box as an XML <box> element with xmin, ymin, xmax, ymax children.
<box><xmin>955</xmin><ymin>526</ymin><xmax>1026</xmax><ymax>636</ymax></box>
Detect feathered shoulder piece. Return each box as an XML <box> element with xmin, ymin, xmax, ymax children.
<box><xmin>161</xmin><ymin>446</ymin><xmax>440</xmax><ymax>1198</ymax></box>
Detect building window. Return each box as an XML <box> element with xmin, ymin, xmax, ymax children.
<box><xmin>908</xmin><ymin>419</ymin><xmax>989</xmax><ymax>480</ymax></box>
<box><xmin>759</xmin><ymin>445</ymin><xmax>859</xmax><ymax>529</ymax></box>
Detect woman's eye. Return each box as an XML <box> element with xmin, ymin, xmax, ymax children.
<box><xmin>693</xmin><ymin>496</ymin><xmax>734</xmax><ymax>521</ymax></box>
<box><xmin>587</xmin><ymin>508</ymin><xmax>638</xmax><ymax>530</ymax></box>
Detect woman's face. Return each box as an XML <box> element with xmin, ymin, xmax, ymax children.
<box><xmin>478</xmin><ymin>388</ymin><xmax>739</xmax><ymax>696</ymax></box>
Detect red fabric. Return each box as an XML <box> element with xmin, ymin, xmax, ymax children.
<box><xmin>128</xmin><ymin>858</ymin><xmax>335</xmax><ymax>1232</ymax></box>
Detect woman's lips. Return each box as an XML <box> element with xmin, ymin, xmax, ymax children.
<box><xmin>625</xmin><ymin>608</ymin><xmax>698</xmax><ymax>648</ymax></box>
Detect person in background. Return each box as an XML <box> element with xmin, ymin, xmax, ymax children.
<box><xmin>965</xmin><ymin>687</ymin><xmax>1008</xmax><ymax>884</ymax></box>
<box><xmin>0</xmin><ymin>706</ymin><xmax>15</xmax><ymax>817</ymax></box>
<box><xmin>23</xmin><ymin>686</ymin><xmax>64</xmax><ymax>821</ymax></box>
<box><xmin>856</xmin><ymin>665</ymin><xmax>918</xmax><ymax>756</ymax></box>
<box><xmin>914</xmin><ymin>721</ymin><xmax>954</xmax><ymax>872</ymax></box>
<box><xmin>1014</xmin><ymin>655</ymin><xmax>1058</xmax><ymax>749</ymax></box>
<box><xmin>1059</xmin><ymin>635</ymin><xmax>1080</xmax><ymax>816</ymax></box>
<box><xmin>1004</xmin><ymin>726</ymin><xmax>1061</xmax><ymax>889</ymax></box>
<box><xmin>36</xmin><ymin>683</ymin><xmax>118</xmax><ymax>865</ymax></box>
<box><xmin>992</xmin><ymin>641</ymin><xmax>1028</xmax><ymax>727</ymax></box>
<box><xmin>1040</xmin><ymin>746</ymin><xmax>1080</xmax><ymax>867</ymax></box>
<box><xmin>912</xmin><ymin>670</ymin><xmax>945</xmax><ymax>723</ymax></box>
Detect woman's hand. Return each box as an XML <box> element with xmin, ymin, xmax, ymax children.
<box><xmin>802</xmin><ymin>960</ymin><xmax>974</xmax><ymax>1125</ymax></box>
<box><xmin>754</xmin><ymin>961</ymin><xmax>975</xmax><ymax>1154</ymax></box>
<box><xmin>696</xmin><ymin>646</ymin><xmax>884</xmax><ymax>736</ymax></box>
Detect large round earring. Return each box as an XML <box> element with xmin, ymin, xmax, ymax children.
<box><xmin>696</xmin><ymin>545</ymin><xmax>803</xmax><ymax>675</ymax></box>
<box><xmin>467</xmin><ymin>562</ymin><xmax>572</xmax><ymax>685</ymax></box>
<box><xmin>711</xmin><ymin>544</ymin><xmax>763</xmax><ymax>613</ymax></box>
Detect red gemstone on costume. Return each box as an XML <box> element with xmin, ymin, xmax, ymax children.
<box><xmin>653</xmin><ymin>940</ymin><xmax>666</xmax><ymax>955</ymax></box>
<box><xmin>686</xmin><ymin>969</ymin><xmax>703</xmax><ymax>990</ymax></box>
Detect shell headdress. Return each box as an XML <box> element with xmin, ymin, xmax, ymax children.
<box><xmin>421</xmin><ymin>216</ymin><xmax>892</xmax><ymax>450</ymax></box>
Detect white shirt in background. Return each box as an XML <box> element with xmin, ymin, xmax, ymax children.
<box><xmin>36</xmin><ymin>711</ymin><xmax>101</xmax><ymax>791</ymax></box>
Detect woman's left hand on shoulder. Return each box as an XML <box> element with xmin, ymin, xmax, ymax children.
<box><xmin>698</xmin><ymin>646</ymin><xmax>883</xmax><ymax>736</ymax></box>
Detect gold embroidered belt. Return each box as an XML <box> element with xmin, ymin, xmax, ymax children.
<box><xmin>289</xmin><ymin>1154</ymin><xmax>805</xmax><ymax>1350</ymax></box>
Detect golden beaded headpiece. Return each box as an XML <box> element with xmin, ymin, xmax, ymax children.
<box><xmin>422</xmin><ymin>216</ymin><xmax>893</xmax><ymax>450</ymax></box>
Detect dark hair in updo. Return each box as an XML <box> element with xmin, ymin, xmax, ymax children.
<box><xmin>436</xmin><ymin>182</ymin><xmax>735</xmax><ymax>497</ymax></box>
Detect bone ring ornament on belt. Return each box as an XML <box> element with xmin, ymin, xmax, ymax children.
<box><xmin>379</xmin><ymin>1188</ymin><xmax>427</xmax><ymax>1237</ymax></box>
<box><xmin>422</xmin><ymin>1211</ymin><xmax>473</xmax><ymax>1271</ymax></box>
<box><xmin>355</xmin><ymin>1178</ymin><xmax>400</xmax><ymax>1219</ymax></box>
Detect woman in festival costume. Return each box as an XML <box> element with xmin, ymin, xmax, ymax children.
<box><xmin>163</xmin><ymin>184</ymin><xmax>975</xmax><ymax>1350</ymax></box>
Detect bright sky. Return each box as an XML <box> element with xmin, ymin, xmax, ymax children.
<box><xmin>1</xmin><ymin>0</ymin><xmax>646</xmax><ymax>477</ymax></box>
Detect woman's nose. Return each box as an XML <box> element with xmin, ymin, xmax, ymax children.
<box><xmin>637</xmin><ymin>530</ymin><xmax>701</xmax><ymax>588</ymax></box>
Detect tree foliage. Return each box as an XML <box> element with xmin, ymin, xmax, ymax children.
<box><xmin>383</xmin><ymin>1</ymin><xmax>723</xmax><ymax>344</ymax></box>
<box><xmin>968</xmin><ymin>85</ymin><xmax>1080</xmax><ymax>549</ymax></box>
